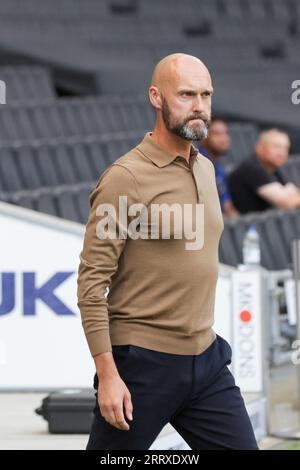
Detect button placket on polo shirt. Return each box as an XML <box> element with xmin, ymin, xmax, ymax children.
<box><xmin>173</xmin><ymin>155</ymin><xmax>202</xmax><ymax>204</ymax></box>
<box><xmin>191</xmin><ymin>157</ymin><xmax>204</xmax><ymax>204</ymax></box>
<box><xmin>173</xmin><ymin>156</ymin><xmax>190</xmax><ymax>169</ymax></box>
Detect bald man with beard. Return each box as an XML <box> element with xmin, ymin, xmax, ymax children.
<box><xmin>229</xmin><ymin>129</ymin><xmax>296</xmax><ymax>214</ymax></box>
<box><xmin>77</xmin><ymin>53</ymin><xmax>258</xmax><ymax>450</ymax></box>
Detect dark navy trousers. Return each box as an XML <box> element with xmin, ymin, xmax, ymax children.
<box><xmin>86</xmin><ymin>334</ymin><xmax>259</xmax><ymax>450</ymax></box>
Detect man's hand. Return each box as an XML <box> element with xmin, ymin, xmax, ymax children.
<box><xmin>258</xmin><ymin>182</ymin><xmax>300</xmax><ymax>209</ymax></box>
<box><xmin>94</xmin><ymin>351</ymin><xmax>133</xmax><ymax>430</ymax></box>
<box><xmin>98</xmin><ymin>374</ymin><xmax>133</xmax><ymax>430</ymax></box>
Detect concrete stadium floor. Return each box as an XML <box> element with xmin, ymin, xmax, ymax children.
<box><xmin>0</xmin><ymin>393</ymin><xmax>88</xmax><ymax>450</ymax></box>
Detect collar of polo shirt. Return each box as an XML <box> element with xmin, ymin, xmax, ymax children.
<box><xmin>137</xmin><ymin>131</ymin><xmax>199</xmax><ymax>168</ymax></box>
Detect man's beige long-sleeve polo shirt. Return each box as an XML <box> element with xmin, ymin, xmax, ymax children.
<box><xmin>77</xmin><ymin>132</ymin><xmax>224</xmax><ymax>357</ymax></box>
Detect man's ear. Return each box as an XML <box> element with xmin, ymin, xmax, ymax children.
<box><xmin>149</xmin><ymin>86</ymin><xmax>162</xmax><ymax>110</ymax></box>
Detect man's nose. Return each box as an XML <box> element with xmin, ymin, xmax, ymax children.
<box><xmin>192</xmin><ymin>95</ymin><xmax>204</xmax><ymax>113</ymax></box>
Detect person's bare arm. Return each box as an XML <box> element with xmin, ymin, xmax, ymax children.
<box><xmin>257</xmin><ymin>182</ymin><xmax>300</xmax><ymax>209</ymax></box>
<box><xmin>94</xmin><ymin>352</ymin><xmax>133</xmax><ymax>431</ymax></box>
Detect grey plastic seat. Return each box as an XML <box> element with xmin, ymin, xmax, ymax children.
<box><xmin>16</xmin><ymin>145</ymin><xmax>48</xmax><ymax>188</ymax></box>
<box><xmin>219</xmin><ymin>222</ymin><xmax>240</xmax><ymax>266</ymax></box>
<box><xmin>260</xmin><ymin>212</ymin><xmax>290</xmax><ymax>270</ymax></box>
<box><xmin>0</xmin><ymin>147</ymin><xmax>23</xmax><ymax>191</ymax></box>
<box><xmin>36</xmin><ymin>191</ymin><xmax>58</xmax><ymax>217</ymax></box>
<box><xmin>278</xmin><ymin>209</ymin><xmax>300</xmax><ymax>266</ymax></box>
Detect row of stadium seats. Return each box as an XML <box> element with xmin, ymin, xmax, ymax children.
<box><xmin>0</xmin><ymin>0</ymin><xmax>299</xmax><ymax>142</ymax></box>
<box><xmin>0</xmin><ymin>65</ymin><xmax>55</xmax><ymax>102</ymax></box>
<box><xmin>0</xmin><ymin>182</ymin><xmax>93</xmax><ymax>225</ymax></box>
<box><xmin>0</xmin><ymin>0</ymin><xmax>296</xmax><ymax>23</ymax></box>
<box><xmin>0</xmin><ymin>18</ymin><xmax>289</xmax><ymax>45</ymax></box>
<box><xmin>78</xmin><ymin>40</ymin><xmax>279</xmax><ymax>63</ymax></box>
<box><xmin>0</xmin><ymin>96</ymin><xmax>153</xmax><ymax>140</ymax></box>
<box><xmin>0</xmin><ymin>132</ymin><xmax>143</xmax><ymax>192</ymax></box>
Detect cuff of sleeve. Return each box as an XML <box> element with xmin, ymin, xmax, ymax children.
<box><xmin>85</xmin><ymin>330</ymin><xmax>112</xmax><ymax>357</ymax></box>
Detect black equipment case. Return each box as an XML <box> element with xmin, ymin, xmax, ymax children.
<box><xmin>35</xmin><ymin>389</ymin><xmax>96</xmax><ymax>434</ymax></box>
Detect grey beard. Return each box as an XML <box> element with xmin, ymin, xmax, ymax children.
<box><xmin>173</xmin><ymin>122</ymin><xmax>209</xmax><ymax>141</ymax></box>
<box><xmin>161</xmin><ymin>97</ymin><xmax>209</xmax><ymax>141</ymax></box>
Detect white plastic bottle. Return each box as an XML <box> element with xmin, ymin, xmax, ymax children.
<box><xmin>242</xmin><ymin>225</ymin><xmax>261</xmax><ymax>266</ymax></box>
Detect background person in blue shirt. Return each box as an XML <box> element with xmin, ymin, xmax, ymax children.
<box><xmin>196</xmin><ymin>117</ymin><xmax>239</xmax><ymax>219</ymax></box>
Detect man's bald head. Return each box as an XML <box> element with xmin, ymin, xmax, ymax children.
<box><xmin>149</xmin><ymin>53</ymin><xmax>213</xmax><ymax>142</ymax></box>
<box><xmin>256</xmin><ymin>128</ymin><xmax>290</xmax><ymax>169</ymax></box>
<box><xmin>257</xmin><ymin>128</ymin><xmax>290</xmax><ymax>146</ymax></box>
<box><xmin>150</xmin><ymin>53</ymin><xmax>211</xmax><ymax>94</ymax></box>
